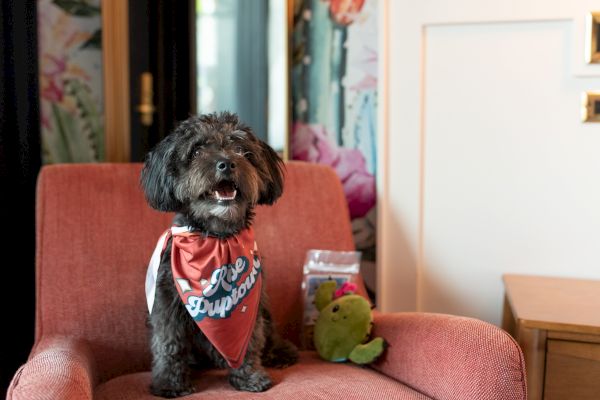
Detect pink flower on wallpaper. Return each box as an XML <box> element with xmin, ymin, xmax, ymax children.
<box><xmin>40</xmin><ymin>53</ymin><xmax>71</xmax><ymax>105</ymax></box>
<box><xmin>38</xmin><ymin>1</ymin><xmax>97</xmax><ymax>123</ymax></box>
<box><xmin>292</xmin><ymin>122</ymin><xmax>375</xmax><ymax>219</ymax></box>
<box><xmin>41</xmin><ymin>77</ymin><xmax>63</xmax><ymax>103</ymax></box>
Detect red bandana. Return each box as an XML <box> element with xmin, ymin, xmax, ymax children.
<box><xmin>147</xmin><ymin>226</ymin><xmax>262</xmax><ymax>369</ymax></box>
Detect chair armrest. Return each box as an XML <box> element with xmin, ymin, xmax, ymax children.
<box><xmin>7</xmin><ymin>336</ymin><xmax>97</xmax><ymax>400</ymax></box>
<box><xmin>371</xmin><ymin>312</ymin><xmax>527</xmax><ymax>400</ymax></box>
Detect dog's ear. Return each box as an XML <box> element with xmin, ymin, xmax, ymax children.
<box><xmin>257</xmin><ymin>140</ymin><xmax>285</xmax><ymax>205</ymax></box>
<box><xmin>140</xmin><ymin>135</ymin><xmax>182</xmax><ymax>211</ymax></box>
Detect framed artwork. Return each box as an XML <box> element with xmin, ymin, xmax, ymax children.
<box><xmin>586</xmin><ymin>12</ymin><xmax>600</xmax><ymax>64</ymax></box>
<box><xmin>38</xmin><ymin>0</ymin><xmax>130</xmax><ymax>163</ymax></box>
<box><xmin>290</xmin><ymin>0</ymin><xmax>378</xmax><ymax>295</ymax></box>
<box><xmin>38</xmin><ymin>0</ymin><xmax>105</xmax><ymax>163</ymax></box>
<box><xmin>582</xmin><ymin>91</ymin><xmax>600</xmax><ymax>122</ymax></box>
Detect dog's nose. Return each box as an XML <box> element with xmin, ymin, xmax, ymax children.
<box><xmin>216</xmin><ymin>159</ymin><xmax>236</xmax><ymax>173</ymax></box>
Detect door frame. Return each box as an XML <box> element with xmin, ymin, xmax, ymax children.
<box><xmin>102</xmin><ymin>0</ymin><xmax>131</xmax><ymax>162</ymax></box>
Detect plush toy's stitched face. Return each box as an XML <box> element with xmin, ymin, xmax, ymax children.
<box><xmin>322</xmin><ymin>295</ymin><xmax>371</xmax><ymax>328</ymax></box>
<box><xmin>314</xmin><ymin>294</ymin><xmax>373</xmax><ymax>361</ymax></box>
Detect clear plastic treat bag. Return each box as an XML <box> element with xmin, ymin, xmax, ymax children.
<box><xmin>301</xmin><ymin>249</ymin><xmax>362</xmax><ymax>349</ymax></box>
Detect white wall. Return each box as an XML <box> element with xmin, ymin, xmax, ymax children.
<box><xmin>378</xmin><ymin>0</ymin><xmax>600</xmax><ymax>325</ymax></box>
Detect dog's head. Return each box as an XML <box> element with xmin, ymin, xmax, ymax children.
<box><xmin>141</xmin><ymin>112</ymin><xmax>284</xmax><ymax>235</ymax></box>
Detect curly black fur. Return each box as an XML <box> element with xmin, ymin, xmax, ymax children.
<box><xmin>141</xmin><ymin>113</ymin><xmax>298</xmax><ymax>397</ymax></box>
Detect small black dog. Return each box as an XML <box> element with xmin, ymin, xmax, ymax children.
<box><xmin>141</xmin><ymin>112</ymin><xmax>298</xmax><ymax>398</ymax></box>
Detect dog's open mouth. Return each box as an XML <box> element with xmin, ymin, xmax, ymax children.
<box><xmin>212</xmin><ymin>180</ymin><xmax>237</xmax><ymax>201</ymax></box>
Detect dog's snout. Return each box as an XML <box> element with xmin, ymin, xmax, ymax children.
<box><xmin>216</xmin><ymin>159</ymin><xmax>236</xmax><ymax>173</ymax></box>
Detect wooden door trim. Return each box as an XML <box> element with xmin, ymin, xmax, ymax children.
<box><xmin>102</xmin><ymin>0</ymin><xmax>131</xmax><ymax>162</ymax></box>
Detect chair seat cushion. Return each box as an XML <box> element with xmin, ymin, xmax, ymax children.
<box><xmin>96</xmin><ymin>352</ymin><xmax>431</xmax><ymax>399</ymax></box>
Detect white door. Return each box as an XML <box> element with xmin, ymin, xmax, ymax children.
<box><xmin>378</xmin><ymin>0</ymin><xmax>600</xmax><ymax>325</ymax></box>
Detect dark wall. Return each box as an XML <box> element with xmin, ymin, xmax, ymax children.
<box><xmin>151</xmin><ymin>0</ymin><xmax>194</xmax><ymax>145</ymax></box>
<box><xmin>0</xmin><ymin>1</ymin><xmax>41</xmax><ymax>396</ymax></box>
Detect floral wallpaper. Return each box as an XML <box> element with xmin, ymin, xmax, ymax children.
<box><xmin>291</xmin><ymin>0</ymin><xmax>378</xmax><ymax>293</ymax></box>
<box><xmin>38</xmin><ymin>0</ymin><xmax>104</xmax><ymax>163</ymax></box>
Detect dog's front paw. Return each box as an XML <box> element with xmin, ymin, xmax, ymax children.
<box><xmin>262</xmin><ymin>339</ymin><xmax>299</xmax><ymax>369</ymax></box>
<box><xmin>150</xmin><ymin>383</ymin><xmax>196</xmax><ymax>398</ymax></box>
<box><xmin>229</xmin><ymin>370</ymin><xmax>273</xmax><ymax>392</ymax></box>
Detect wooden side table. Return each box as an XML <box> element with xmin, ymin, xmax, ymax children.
<box><xmin>502</xmin><ymin>274</ymin><xmax>600</xmax><ymax>400</ymax></box>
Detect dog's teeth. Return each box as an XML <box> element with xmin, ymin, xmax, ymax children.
<box><xmin>215</xmin><ymin>190</ymin><xmax>237</xmax><ymax>201</ymax></box>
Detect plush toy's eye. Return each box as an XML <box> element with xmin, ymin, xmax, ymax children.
<box><xmin>332</xmin><ymin>305</ymin><xmax>340</xmax><ymax>313</ymax></box>
<box><xmin>234</xmin><ymin>146</ymin><xmax>244</xmax><ymax>155</ymax></box>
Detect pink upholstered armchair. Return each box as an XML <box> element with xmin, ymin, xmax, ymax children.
<box><xmin>8</xmin><ymin>162</ymin><xmax>526</xmax><ymax>399</ymax></box>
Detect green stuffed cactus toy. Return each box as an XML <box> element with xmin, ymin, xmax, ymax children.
<box><xmin>313</xmin><ymin>280</ymin><xmax>385</xmax><ymax>364</ymax></box>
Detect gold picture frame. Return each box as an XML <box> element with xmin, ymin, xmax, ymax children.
<box><xmin>581</xmin><ymin>91</ymin><xmax>600</xmax><ymax>122</ymax></box>
<box><xmin>586</xmin><ymin>12</ymin><xmax>600</xmax><ymax>64</ymax></box>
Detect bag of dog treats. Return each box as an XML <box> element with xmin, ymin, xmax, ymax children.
<box><xmin>301</xmin><ymin>249</ymin><xmax>361</xmax><ymax>350</ymax></box>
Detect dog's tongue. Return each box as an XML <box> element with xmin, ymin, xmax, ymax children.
<box><xmin>214</xmin><ymin>181</ymin><xmax>237</xmax><ymax>201</ymax></box>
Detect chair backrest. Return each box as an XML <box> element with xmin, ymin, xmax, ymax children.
<box><xmin>35</xmin><ymin>161</ymin><xmax>355</xmax><ymax>381</ymax></box>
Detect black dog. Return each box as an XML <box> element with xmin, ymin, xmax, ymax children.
<box><xmin>141</xmin><ymin>112</ymin><xmax>298</xmax><ymax>398</ymax></box>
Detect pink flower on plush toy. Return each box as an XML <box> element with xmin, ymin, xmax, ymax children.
<box><xmin>333</xmin><ymin>282</ymin><xmax>358</xmax><ymax>299</ymax></box>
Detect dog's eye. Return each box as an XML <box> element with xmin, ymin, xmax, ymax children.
<box><xmin>192</xmin><ymin>145</ymin><xmax>205</xmax><ymax>158</ymax></box>
<box><xmin>234</xmin><ymin>146</ymin><xmax>244</xmax><ymax>155</ymax></box>
<box><xmin>190</xmin><ymin>148</ymin><xmax>202</xmax><ymax>162</ymax></box>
